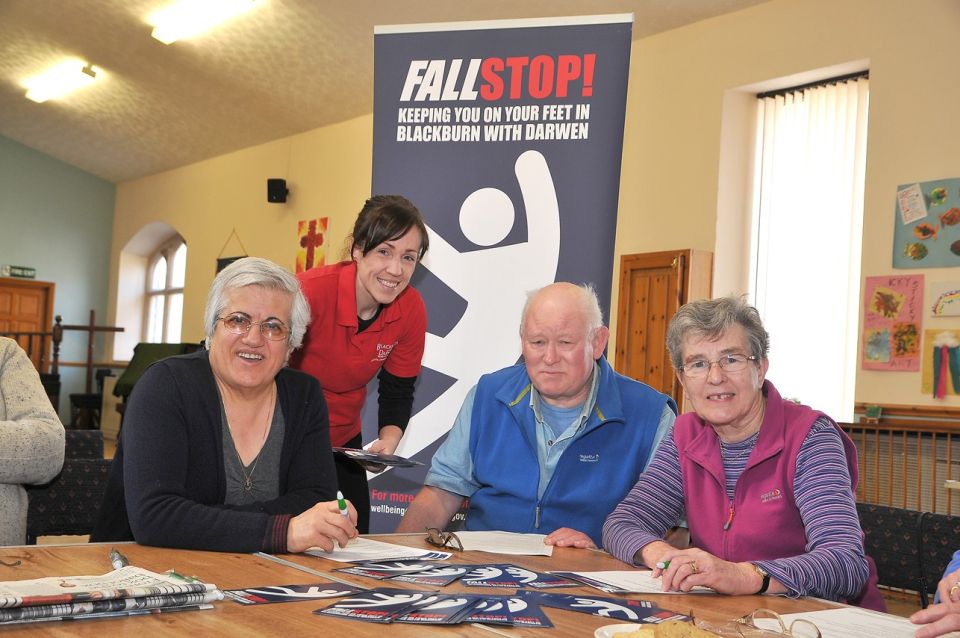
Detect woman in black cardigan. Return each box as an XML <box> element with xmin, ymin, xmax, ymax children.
<box><xmin>93</xmin><ymin>258</ymin><xmax>357</xmax><ymax>553</ymax></box>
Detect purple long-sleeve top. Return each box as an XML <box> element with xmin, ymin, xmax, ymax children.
<box><xmin>602</xmin><ymin>417</ymin><xmax>867</xmax><ymax>601</ymax></box>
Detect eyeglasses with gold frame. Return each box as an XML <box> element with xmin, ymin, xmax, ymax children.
<box><xmin>692</xmin><ymin>608</ymin><xmax>821</xmax><ymax>638</ymax></box>
<box><xmin>425</xmin><ymin>527</ymin><xmax>463</xmax><ymax>551</ymax></box>
<box><xmin>217</xmin><ymin>313</ymin><xmax>290</xmax><ymax>341</ymax></box>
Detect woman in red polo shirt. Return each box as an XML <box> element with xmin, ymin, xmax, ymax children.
<box><xmin>291</xmin><ymin>195</ymin><xmax>428</xmax><ymax>532</ymax></box>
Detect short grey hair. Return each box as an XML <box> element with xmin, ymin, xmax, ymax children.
<box><xmin>519</xmin><ymin>282</ymin><xmax>605</xmax><ymax>337</ymax></box>
<box><xmin>666</xmin><ymin>295</ymin><xmax>769</xmax><ymax>370</ymax></box>
<box><xmin>204</xmin><ymin>257</ymin><xmax>311</xmax><ymax>351</ymax></box>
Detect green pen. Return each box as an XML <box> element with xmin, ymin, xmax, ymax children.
<box><xmin>336</xmin><ymin>490</ymin><xmax>349</xmax><ymax>518</ymax></box>
<box><xmin>656</xmin><ymin>560</ymin><xmax>670</xmax><ymax>569</ymax></box>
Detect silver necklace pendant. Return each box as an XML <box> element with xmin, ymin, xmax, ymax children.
<box><xmin>244</xmin><ymin>476</ymin><xmax>252</xmax><ymax>490</ymax></box>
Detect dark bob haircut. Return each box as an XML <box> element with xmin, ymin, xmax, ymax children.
<box><xmin>349</xmin><ymin>195</ymin><xmax>429</xmax><ymax>260</ymax></box>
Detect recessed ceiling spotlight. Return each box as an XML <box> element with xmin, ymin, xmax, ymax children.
<box><xmin>149</xmin><ymin>0</ymin><xmax>260</xmax><ymax>45</ymax></box>
<box><xmin>24</xmin><ymin>59</ymin><xmax>100</xmax><ymax>103</ymax></box>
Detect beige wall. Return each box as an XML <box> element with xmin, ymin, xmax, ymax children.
<box><xmin>110</xmin><ymin>0</ymin><xmax>960</xmax><ymax>408</ymax></box>
<box><xmin>111</xmin><ymin>116</ymin><xmax>374</xmax><ymax>343</ymax></box>
<box><xmin>610</xmin><ymin>0</ymin><xmax>960</xmax><ymax>407</ymax></box>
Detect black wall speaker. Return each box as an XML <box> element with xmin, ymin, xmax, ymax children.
<box><xmin>267</xmin><ymin>178</ymin><xmax>288</xmax><ymax>203</ymax></box>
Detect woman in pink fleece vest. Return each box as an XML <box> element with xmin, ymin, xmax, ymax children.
<box><xmin>603</xmin><ymin>296</ymin><xmax>883</xmax><ymax>610</ymax></box>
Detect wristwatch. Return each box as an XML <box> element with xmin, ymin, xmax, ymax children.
<box><xmin>752</xmin><ymin>563</ymin><xmax>770</xmax><ymax>595</ymax></box>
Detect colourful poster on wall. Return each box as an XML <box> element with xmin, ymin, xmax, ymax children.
<box><xmin>367</xmin><ymin>15</ymin><xmax>633</xmax><ymax>531</ymax></box>
<box><xmin>893</xmin><ymin>177</ymin><xmax>960</xmax><ymax>268</ymax></box>
<box><xmin>921</xmin><ymin>329</ymin><xmax>960</xmax><ymax>397</ymax></box>
<box><xmin>862</xmin><ymin>274</ymin><xmax>923</xmax><ymax>371</ymax></box>
<box><xmin>296</xmin><ymin>217</ymin><xmax>327</xmax><ymax>273</ymax></box>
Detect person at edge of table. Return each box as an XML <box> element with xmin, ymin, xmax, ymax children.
<box><xmin>911</xmin><ymin>551</ymin><xmax>960</xmax><ymax>638</ymax></box>
<box><xmin>602</xmin><ymin>295</ymin><xmax>885</xmax><ymax>610</ymax></box>
<box><xmin>0</xmin><ymin>336</ymin><xmax>65</xmax><ymax>546</ymax></box>
<box><xmin>290</xmin><ymin>194</ymin><xmax>429</xmax><ymax>534</ymax></box>
<box><xmin>91</xmin><ymin>257</ymin><xmax>357</xmax><ymax>553</ymax></box>
<box><xmin>396</xmin><ymin>282</ymin><xmax>677</xmax><ymax>548</ymax></box>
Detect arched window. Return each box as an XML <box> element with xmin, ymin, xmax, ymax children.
<box><xmin>144</xmin><ymin>238</ymin><xmax>186</xmax><ymax>343</ymax></box>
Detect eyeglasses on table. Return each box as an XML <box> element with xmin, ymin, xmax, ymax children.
<box><xmin>693</xmin><ymin>608</ymin><xmax>821</xmax><ymax>638</ymax></box>
<box><xmin>425</xmin><ymin>527</ymin><xmax>463</xmax><ymax>551</ymax></box>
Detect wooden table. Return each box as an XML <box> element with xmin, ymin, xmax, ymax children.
<box><xmin>0</xmin><ymin>535</ymin><xmax>839</xmax><ymax>636</ymax></box>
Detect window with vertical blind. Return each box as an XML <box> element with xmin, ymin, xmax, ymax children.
<box><xmin>145</xmin><ymin>238</ymin><xmax>186</xmax><ymax>343</ymax></box>
<box><xmin>749</xmin><ymin>73</ymin><xmax>869</xmax><ymax>421</ymax></box>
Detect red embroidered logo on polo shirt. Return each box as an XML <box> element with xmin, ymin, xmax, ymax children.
<box><xmin>759</xmin><ymin>488</ymin><xmax>783</xmax><ymax>504</ymax></box>
<box><xmin>372</xmin><ymin>342</ymin><xmax>397</xmax><ymax>362</ymax></box>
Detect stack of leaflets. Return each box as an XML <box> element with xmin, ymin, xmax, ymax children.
<box><xmin>519</xmin><ymin>590</ymin><xmax>691</xmax><ymax>623</ymax></box>
<box><xmin>336</xmin><ymin>560</ymin><xmax>575</xmax><ymax>588</ymax></box>
<box><xmin>332</xmin><ymin>447</ymin><xmax>423</xmax><ymax>468</ymax></box>
<box><xmin>314</xmin><ymin>587</ymin><xmax>554</xmax><ymax>627</ymax></box>
<box><xmin>0</xmin><ymin>566</ymin><xmax>222</xmax><ymax>624</ymax></box>
<box><xmin>316</xmin><ymin>588</ymin><xmax>690</xmax><ymax>627</ymax></box>
<box><xmin>223</xmin><ymin>581</ymin><xmax>363</xmax><ymax>605</ymax></box>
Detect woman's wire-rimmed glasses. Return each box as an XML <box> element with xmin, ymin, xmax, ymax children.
<box><xmin>692</xmin><ymin>608</ymin><xmax>821</xmax><ymax>638</ymax></box>
<box><xmin>679</xmin><ymin>354</ymin><xmax>758</xmax><ymax>377</ymax></box>
<box><xmin>217</xmin><ymin>313</ymin><xmax>289</xmax><ymax>341</ymax></box>
<box><xmin>425</xmin><ymin>527</ymin><xmax>463</xmax><ymax>551</ymax></box>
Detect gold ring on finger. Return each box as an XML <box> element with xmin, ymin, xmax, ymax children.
<box><xmin>690</xmin><ymin>561</ymin><xmax>699</xmax><ymax>574</ymax></box>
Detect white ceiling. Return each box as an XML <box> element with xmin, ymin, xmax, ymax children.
<box><xmin>0</xmin><ymin>0</ymin><xmax>771</xmax><ymax>183</ymax></box>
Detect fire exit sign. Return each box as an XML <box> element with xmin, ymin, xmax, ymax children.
<box><xmin>1</xmin><ymin>265</ymin><xmax>36</xmax><ymax>278</ymax></box>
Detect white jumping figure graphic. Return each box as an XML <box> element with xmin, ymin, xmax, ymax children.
<box><xmin>386</xmin><ymin>149</ymin><xmax>561</xmax><ymax>464</ymax></box>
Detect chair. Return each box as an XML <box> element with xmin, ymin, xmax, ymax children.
<box><xmin>113</xmin><ymin>343</ymin><xmax>203</xmax><ymax>419</ymax></box>
<box><xmin>25</xmin><ymin>459</ymin><xmax>111</xmax><ymax>544</ymax></box>
<box><xmin>39</xmin><ymin>372</ymin><xmax>61</xmax><ymax>410</ymax></box>
<box><xmin>919</xmin><ymin>512</ymin><xmax>960</xmax><ymax>608</ymax></box>
<box><xmin>856</xmin><ymin>502</ymin><xmax>924</xmax><ymax>605</ymax></box>
<box><xmin>24</xmin><ymin>430</ymin><xmax>111</xmax><ymax>543</ymax></box>
<box><xmin>64</xmin><ymin>429</ymin><xmax>105</xmax><ymax>459</ymax></box>
<box><xmin>68</xmin><ymin>368</ymin><xmax>114</xmax><ymax>430</ymax></box>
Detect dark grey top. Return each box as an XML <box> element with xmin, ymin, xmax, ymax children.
<box><xmin>221</xmin><ymin>396</ymin><xmax>284</xmax><ymax>506</ymax></box>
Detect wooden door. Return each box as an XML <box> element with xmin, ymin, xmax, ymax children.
<box><xmin>0</xmin><ymin>278</ymin><xmax>55</xmax><ymax>370</ymax></box>
<box><xmin>614</xmin><ymin>250</ymin><xmax>712</xmax><ymax>410</ymax></box>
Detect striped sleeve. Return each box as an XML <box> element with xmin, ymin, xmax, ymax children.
<box><xmin>756</xmin><ymin>418</ymin><xmax>867</xmax><ymax>600</ymax></box>
<box><xmin>602</xmin><ymin>425</ymin><xmax>685</xmax><ymax>565</ymax></box>
<box><xmin>262</xmin><ymin>514</ymin><xmax>292</xmax><ymax>553</ymax></box>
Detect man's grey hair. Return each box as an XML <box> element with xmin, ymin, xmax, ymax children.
<box><xmin>666</xmin><ymin>295</ymin><xmax>769</xmax><ymax>370</ymax></box>
<box><xmin>203</xmin><ymin>257</ymin><xmax>311</xmax><ymax>351</ymax></box>
<box><xmin>519</xmin><ymin>282</ymin><xmax>605</xmax><ymax>338</ymax></box>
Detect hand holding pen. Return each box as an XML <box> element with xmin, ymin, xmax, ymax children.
<box><xmin>284</xmin><ymin>494</ymin><xmax>359</xmax><ymax>554</ymax></box>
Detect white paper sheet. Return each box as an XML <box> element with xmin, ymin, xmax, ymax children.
<box><xmin>552</xmin><ymin>570</ymin><xmax>713</xmax><ymax>594</ymax></box>
<box><xmin>762</xmin><ymin>607</ymin><xmax>918</xmax><ymax>638</ymax></box>
<box><xmin>454</xmin><ymin>531</ymin><xmax>554</xmax><ymax>556</ymax></box>
<box><xmin>897</xmin><ymin>183</ymin><xmax>928</xmax><ymax>224</ymax></box>
<box><xmin>305</xmin><ymin>537</ymin><xmax>452</xmax><ymax>563</ymax></box>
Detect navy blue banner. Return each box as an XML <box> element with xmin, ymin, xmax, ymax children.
<box><xmin>367</xmin><ymin>15</ymin><xmax>633</xmax><ymax>531</ymax></box>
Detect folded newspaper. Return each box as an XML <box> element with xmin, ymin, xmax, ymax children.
<box><xmin>0</xmin><ymin>566</ymin><xmax>222</xmax><ymax>624</ymax></box>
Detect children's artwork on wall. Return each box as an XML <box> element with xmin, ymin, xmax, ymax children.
<box><xmin>893</xmin><ymin>177</ymin><xmax>960</xmax><ymax>268</ymax></box>
<box><xmin>929</xmin><ymin>281</ymin><xmax>960</xmax><ymax>317</ymax></box>
<box><xmin>921</xmin><ymin>330</ymin><xmax>960</xmax><ymax>398</ymax></box>
<box><xmin>296</xmin><ymin>217</ymin><xmax>328</xmax><ymax>273</ymax></box>
<box><xmin>862</xmin><ymin>274</ymin><xmax>923</xmax><ymax>371</ymax></box>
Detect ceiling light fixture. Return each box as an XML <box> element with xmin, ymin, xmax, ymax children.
<box><xmin>149</xmin><ymin>0</ymin><xmax>260</xmax><ymax>45</ymax></box>
<box><xmin>24</xmin><ymin>59</ymin><xmax>99</xmax><ymax>103</ymax></box>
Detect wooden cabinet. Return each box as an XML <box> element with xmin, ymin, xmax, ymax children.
<box><xmin>614</xmin><ymin>249</ymin><xmax>712</xmax><ymax>410</ymax></box>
